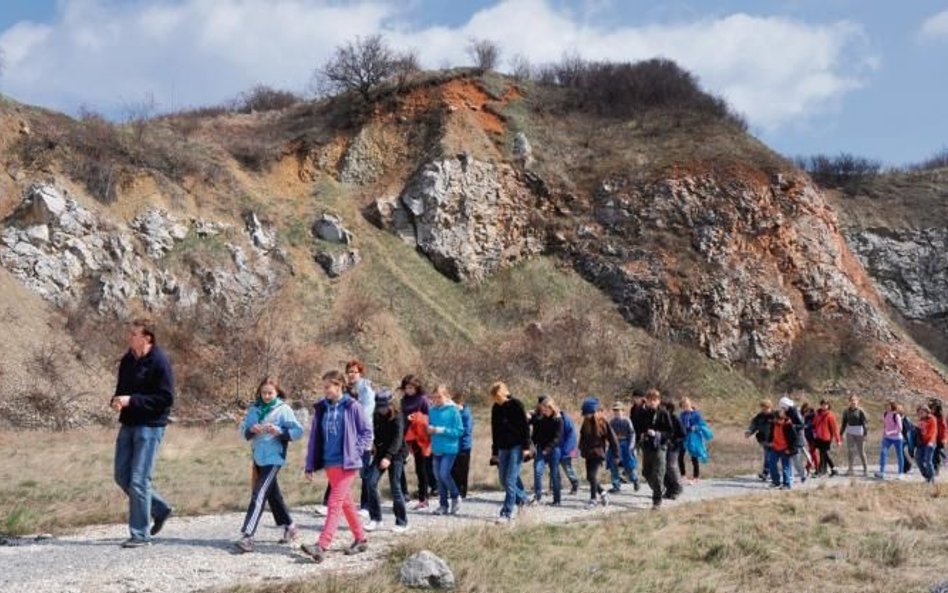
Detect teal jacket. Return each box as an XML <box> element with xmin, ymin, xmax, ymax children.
<box><xmin>429</xmin><ymin>401</ymin><xmax>463</xmax><ymax>456</ymax></box>
<box><xmin>241</xmin><ymin>399</ymin><xmax>304</xmax><ymax>467</ymax></box>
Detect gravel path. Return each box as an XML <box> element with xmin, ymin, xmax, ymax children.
<box><xmin>0</xmin><ymin>471</ymin><xmax>918</xmax><ymax>593</ymax></box>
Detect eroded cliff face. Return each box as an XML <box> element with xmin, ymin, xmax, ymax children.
<box><xmin>846</xmin><ymin>228</ymin><xmax>948</xmax><ymax>324</ymax></box>
<box><xmin>0</xmin><ymin>183</ymin><xmax>284</xmax><ymax>317</ymax></box>
<box><xmin>559</xmin><ymin>173</ymin><xmax>892</xmax><ymax>367</ymax></box>
<box><xmin>373</xmin><ymin>155</ymin><xmax>545</xmax><ymax>281</ymax></box>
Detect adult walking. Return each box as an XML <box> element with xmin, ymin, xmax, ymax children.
<box><xmin>111</xmin><ymin>318</ymin><xmax>175</xmax><ymax>548</ymax></box>
<box><xmin>876</xmin><ymin>401</ymin><xmax>905</xmax><ymax>480</ymax></box>
<box><xmin>679</xmin><ymin>397</ymin><xmax>711</xmax><ymax>484</ymax></box>
<box><xmin>662</xmin><ymin>401</ymin><xmax>686</xmax><ymax>500</ymax></box>
<box><xmin>745</xmin><ymin>400</ymin><xmax>774</xmax><ymax>481</ymax></box>
<box><xmin>489</xmin><ymin>382</ymin><xmax>531</xmax><ymax>522</ymax></box>
<box><xmin>399</xmin><ymin>375</ymin><xmax>433</xmax><ymax>510</ymax></box>
<box><xmin>840</xmin><ymin>394</ymin><xmax>869</xmax><ymax>477</ymax></box>
<box><xmin>641</xmin><ymin>389</ymin><xmax>673</xmax><ymax>510</ymax></box>
<box><xmin>345</xmin><ymin>360</ymin><xmax>375</xmax><ymax>517</ymax></box>
<box><xmin>557</xmin><ymin>406</ymin><xmax>580</xmax><ymax>496</ymax></box>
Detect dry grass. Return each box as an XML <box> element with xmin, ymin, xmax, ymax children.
<box><xmin>236</xmin><ymin>482</ymin><xmax>946</xmax><ymax>593</ymax></box>
<box><xmin>0</xmin><ymin>417</ymin><xmax>754</xmax><ymax>536</ymax></box>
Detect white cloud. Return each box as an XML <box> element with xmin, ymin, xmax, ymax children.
<box><xmin>0</xmin><ymin>0</ymin><xmax>874</xmax><ymax>130</ymax></box>
<box><xmin>920</xmin><ymin>9</ymin><xmax>948</xmax><ymax>40</ymax></box>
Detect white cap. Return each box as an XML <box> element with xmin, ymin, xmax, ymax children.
<box><xmin>778</xmin><ymin>396</ymin><xmax>794</xmax><ymax>410</ymax></box>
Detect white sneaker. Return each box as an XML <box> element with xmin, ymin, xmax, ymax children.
<box><xmin>364</xmin><ymin>520</ymin><xmax>382</xmax><ymax>532</ymax></box>
<box><xmin>392</xmin><ymin>524</ymin><xmax>409</xmax><ymax>534</ymax></box>
<box><xmin>313</xmin><ymin>505</ymin><xmax>328</xmax><ymax>516</ymax></box>
<box><xmin>358</xmin><ymin>509</ymin><xmax>370</xmax><ymax>520</ymax></box>
<box><xmin>896</xmin><ymin>474</ymin><xmax>906</xmax><ymax>481</ymax></box>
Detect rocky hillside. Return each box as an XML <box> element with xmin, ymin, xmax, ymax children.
<box><xmin>829</xmin><ymin>167</ymin><xmax>948</xmax><ymax>368</ymax></box>
<box><xmin>1</xmin><ymin>69</ymin><xmax>945</xmax><ymax>427</ymax></box>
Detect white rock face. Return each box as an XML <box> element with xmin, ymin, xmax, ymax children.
<box><xmin>846</xmin><ymin>227</ymin><xmax>948</xmax><ymax>321</ymax></box>
<box><xmin>0</xmin><ymin>183</ymin><xmax>283</xmax><ymax>316</ymax></box>
<box><xmin>313</xmin><ymin>213</ymin><xmax>353</xmax><ymax>245</ymax></box>
<box><xmin>374</xmin><ymin>156</ymin><xmax>544</xmax><ymax>281</ymax></box>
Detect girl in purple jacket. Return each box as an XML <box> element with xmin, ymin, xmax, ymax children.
<box><xmin>301</xmin><ymin>370</ymin><xmax>373</xmax><ymax>563</ymax></box>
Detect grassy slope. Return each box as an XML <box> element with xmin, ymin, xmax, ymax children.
<box><xmin>232</xmin><ymin>482</ymin><xmax>944</xmax><ymax>593</ymax></box>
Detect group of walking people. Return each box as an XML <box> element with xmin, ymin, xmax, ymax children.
<box><xmin>745</xmin><ymin>394</ymin><xmax>948</xmax><ymax>489</ymax></box>
<box><xmin>107</xmin><ymin>318</ymin><xmax>718</xmax><ymax>557</ymax></box>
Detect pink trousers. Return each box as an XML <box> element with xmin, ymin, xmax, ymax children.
<box><xmin>318</xmin><ymin>466</ymin><xmax>365</xmax><ymax>549</ymax></box>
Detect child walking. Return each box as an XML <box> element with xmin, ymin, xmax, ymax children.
<box><xmin>812</xmin><ymin>400</ymin><xmax>841</xmax><ymax>477</ymax></box>
<box><xmin>451</xmin><ymin>393</ymin><xmax>474</xmax><ymax>499</ymax></box>
<box><xmin>579</xmin><ymin>397</ymin><xmax>619</xmax><ymax>508</ymax></box>
<box><xmin>679</xmin><ymin>397</ymin><xmax>711</xmax><ymax>484</ymax></box>
<box><xmin>363</xmin><ymin>390</ymin><xmax>408</xmax><ymax>533</ymax></box>
<box><xmin>606</xmin><ymin>402</ymin><xmax>640</xmax><ymax>493</ymax></box>
<box><xmin>531</xmin><ymin>396</ymin><xmax>564</xmax><ymax>505</ymax></box>
<box><xmin>876</xmin><ymin>401</ymin><xmax>905</xmax><ymax>480</ymax></box>
<box><xmin>917</xmin><ymin>405</ymin><xmax>938</xmax><ymax>483</ymax></box>
<box><xmin>768</xmin><ymin>407</ymin><xmax>796</xmax><ymax>489</ymax></box>
<box><xmin>428</xmin><ymin>385</ymin><xmax>463</xmax><ymax>515</ymax></box>
<box><xmin>558</xmin><ymin>407</ymin><xmax>581</xmax><ymax>495</ymax></box>
<box><xmin>235</xmin><ymin>377</ymin><xmax>304</xmax><ymax>553</ymax></box>
<box><xmin>301</xmin><ymin>370</ymin><xmax>373</xmax><ymax>563</ymax></box>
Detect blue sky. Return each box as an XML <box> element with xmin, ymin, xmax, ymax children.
<box><xmin>1</xmin><ymin>0</ymin><xmax>946</xmax><ymax>166</ymax></box>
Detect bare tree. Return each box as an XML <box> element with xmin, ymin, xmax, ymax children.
<box><xmin>466</xmin><ymin>38</ymin><xmax>501</xmax><ymax>72</ymax></box>
<box><xmin>392</xmin><ymin>48</ymin><xmax>422</xmax><ymax>89</ymax></box>
<box><xmin>508</xmin><ymin>53</ymin><xmax>532</xmax><ymax>81</ymax></box>
<box><xmin>315</xmin><ymin>34</ymin><xmax>398</xmax><ymax>102</ymax></box>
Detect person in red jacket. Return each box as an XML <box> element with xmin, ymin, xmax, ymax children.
<box><xmin>929</xmin><ymin>399</ymin><xmax>948</xmax><ymax>476</ymax></box>
<box><xmin>812</xmin><ymin>400</ymin><xmax>841</xmax><ymax>477</ymax></box>
<box><xmin>916</xmin><ymin>405</ymin><xmax>938</xmax><ymax>484</ymax></box>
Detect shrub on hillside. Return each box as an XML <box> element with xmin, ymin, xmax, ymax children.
<box><xmin>232</xmin><ymin>85</ymin><xmax>302</xmax><ymax>114</ymax></box>
<box><xmin>467</xmin><ymin>38</ymin><xmax>502</xmax><ymax>72</ymax></box>
<box><xmin>908</xmin><ymin>147</ymin><xmax>948</xmax><ymax>172</ymax></box>
<box><xmin>794</xmin><ymin>153</ymin><xmax>882</xmax><ymax>194</ymax></box>
<box><xmin>536</xmin><ymin>56</ymin><xmax>746</xmax><ymax>129</ymax></box>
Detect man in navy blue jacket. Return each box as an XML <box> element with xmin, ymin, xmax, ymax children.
<box><xmin>111</xmin><ymin>318</ymin><xmax>175</xmax><ymax>547</ymax></box>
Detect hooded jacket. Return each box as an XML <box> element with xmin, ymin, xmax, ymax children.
<box><xmin>305</xmin><ymin>395</ymin><xmax>373</xmax><ymax>472</ymax></box>
<box><xmin>429</xmin><ymin>401</ymin><xmax>463</xmax><ymax>456</ymax></box>
<box><xmin>241</xmin><ymin>398</ymin><xmax>304</xmax><ymax>467</ymax></box>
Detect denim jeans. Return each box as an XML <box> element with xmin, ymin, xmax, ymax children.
<box><xmin>767</xmin><ymin>449</ymin><xmax>793</xmax><ymax>488</ymax></box>
<box><xmin>433</xmin><ymin>454</ymin><xmax>459</xmax><ymax>510</ymax></box>
<box><xmin>364</xmin><ymin>457</ymin><xmax>407</xmax><ymax>526</ymax></box>
<box><xmin>879</xmin><ymin>436</ymin><xmax>905</xmax><ymax>476</ymax></box>
<box><xmin>359</xmin><ymin>450</ymin><xmax>372</xmax><ymax>510</ymax></box>
<box><xmin>533</xmin><ymin>448</ymin><xmax>562</xmax><ymax>503</ymax></box>
<box><xmin>607</xmin><ymin>438</ymin><xmax>638</xmax><ymax>488</ymax></box>
<box><xmin>917</xmin><ymin>445</ymin><xmax>936</xmax><ymax>482</ymax></box>
<box><xmin>497</xmin><ymin>447</ymin><xmax>527</xmax><ymax>518</ymax></box>
<box><xmin>558</xmin><ymin>455</ymin><xmax>579</xmax><ymax>489</ymax></box>
<box><xmin>114</xmin><ymin>425</ymin><xmax>171</xmax><ymax>541</ymax></box>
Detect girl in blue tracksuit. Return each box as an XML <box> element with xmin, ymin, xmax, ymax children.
<box><xmin>235</xmin><ymin>377</ymin><xmax>304</xmax><ymax>553</ymax></box>
<box><xmin>428</xmin><ymin>385</ymin><xmax>464</xmax><ymax>515</ymax></box>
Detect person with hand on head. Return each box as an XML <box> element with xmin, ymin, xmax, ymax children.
<box><xmin>235</xmin><ymin>377</ymin><xmax>304</xmax><ymax>553</ymax></box>
<box><xmin>363</xmin><ymin>389</ymin><xmax>409</xmax><ymax>533</ymax></box>
<box><xmin>111</xmin><ymin>318</ymin><xmax>175</xmax><ymax>548</ymax></box>
<box><xmin>428</xmin><ymin>385</ymin><xmax>464</xmax><ymax>516</ymax></box>
<box><xmin>489</xmin><ymin>382</ymin><xmax>531</xmax><ymax>522</ymax></box>
<box><xmin>301</xmin><ymin>370</ymin><xmax>373</xmax><ymax>563</ymax></box>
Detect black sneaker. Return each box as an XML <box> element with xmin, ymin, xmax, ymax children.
<box><xmin>569</xmin><ymin>483</ymin><xmax>579</xmax><ymax>496</ymax></box>
<box><xmin>300</xmin><ymin>543</ymin><xmax>326</xmax><ymax>563</ymax></box>
<box><xmin>607</xmin><ymin>486</ymin><xmax>621</xmax><ymax>494</ymax></box>
<box><xmin>633</xmin><ymin>481</ymin><xmax>641</xmax><ymax>492</ymax></box>
<box><xmin>121</xmin><ymin>538</ymin><xmax>150</xmax><ymax>548</ymax></box>
<box><xmin>344</xmin><ymin>539</ymin><xmax>368</xmax><ymax>556</ymax></box>
<box><xmin>150</xmin><ymin>507</ymin><xmax>173</xmax><ymax>536</ymax></box>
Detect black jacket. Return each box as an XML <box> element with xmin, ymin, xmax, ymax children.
<box><xmin>531</xmin><ymin>413</ymin><xmax>563</xmax><ymax>453</ymax></box>
<box><xmin>491</xmin><ymin>397</ymin><xmax>530</xmax><ymax>456</ymax></box>
<box><xmin>641</xmin><ymin>406</ymin><xmax>673</xmax><ymax>451</ymax></box>
<box><xmin>372</xmin><ymin>407</ymin><xmax>406</xmax><ymax>464</ymax></box>
<box><xmin>630</xmin><ymin>404</ymin><xmax>651</xmax><ymax>444</ymax></box>
<box><xmin>747</xmin><ymin>411</ymin><xmax>774</xmax><ymax>445</ymax></box>
<box><xmin>114</xmin><ymin>346</ymin><xmax>175</xmax><ymax>427</ymax></box>
<box><xmin>767</xmin><ymin>419</ymin><xmax>799</xmax><ymax>455</ymax></box>
<box><xmin>667</xmin><ymin>413</ymin><xmax>686</xmax><ymax>451</ymax></box>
